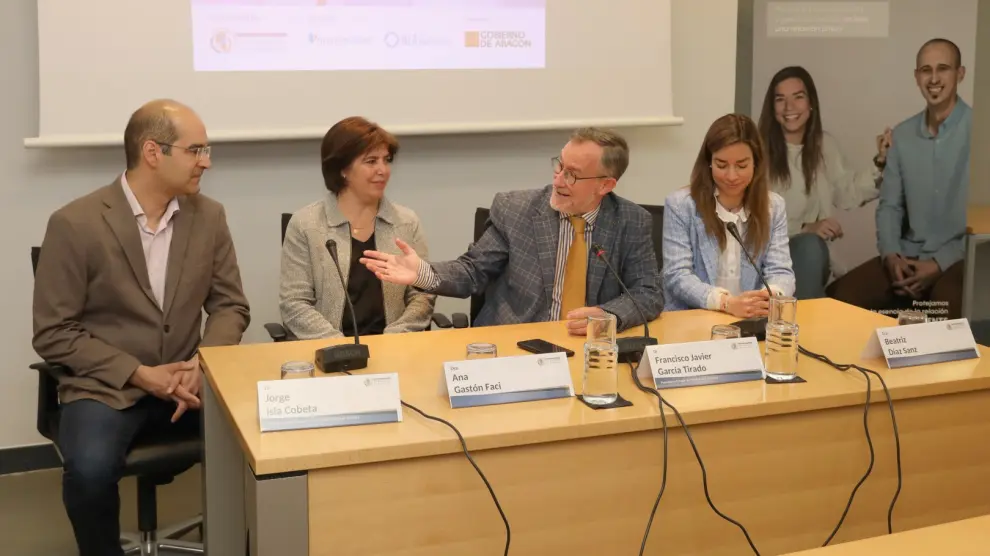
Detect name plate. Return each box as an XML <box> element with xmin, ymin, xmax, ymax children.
<box><xmin>637</xmin><ymin>336</ymin><xmax>765</xmax><ymax>389</ymax></box>
<box><xmin>440</xmin><ymin>352</ymin><xmax>574</xmax><ymax>408</ymax></box>
<box><xmin>257</xmin><ymin>373</ymin><xmax>402</xmax><ymax>432</ymax></box>
<box><xmin>861</xmin><ymin>318</ymin><xmax>981</xmax><ymax>368</ymax></box>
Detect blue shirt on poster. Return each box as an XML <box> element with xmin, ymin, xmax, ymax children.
<box><xmin>876</xmin><ymin>96</ymin><xmax>971</xmax><ymax>270</ymax></box>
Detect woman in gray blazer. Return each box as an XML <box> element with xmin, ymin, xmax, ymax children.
<box><xmin>279</xmin><ymin>117</ymin><xmax>435</xmax><ymax>339</ymax></box>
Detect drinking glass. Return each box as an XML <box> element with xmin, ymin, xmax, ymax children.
<box><xmin>770</xmin><ymin>295</ymin><xmax>798</xmax><ymax>325</ymax></box>
<box><xmin>711</xmin><ymin>324</ymin><xmax>742</xmax><ymax>340</ymax></box>
<box><xmin>280</xmin><ymin>361</ymin><xmax>314</xmax><ymax>380</ymax></box>
<box><xmin>466</xmin><ymin>343</ymin><xmax>498</xmax><ymax>359</ymax></box>
<box><xmin>897</xmin><ymin>310</ymin><xmax>928</xmax><ymax>326</ymax></box>
<box><xmin>764</xmin><ymin>321</ymin><xmax>799</xmax><ymax>381</ymax></box>
<box><xmin>583</xmin><ymin>314</ymin><xmax>618</xmax><ymax>405</ymax></box>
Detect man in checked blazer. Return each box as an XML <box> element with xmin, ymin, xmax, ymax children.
<box><xmin>32</xmin><ymin>99</ymin><xmax>250</xmax><ymax>556</ymax></box>
<box><xmin>360</xmin><ymin>127</ymin><xmax>663</xmax><ymax>335</ymax></box>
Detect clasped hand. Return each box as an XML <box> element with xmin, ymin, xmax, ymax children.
<box><xmin>803</xmin><ymin>217</ymin><xmax>843</xmax><ymax>241</ymax></box>
<box><xmin>131</xmin><ymin>355</ymin><xmax>203</xmax><ymax>423</ymax></box>
<box><xmin>885</xmin><ymin>254</ymin><xmax>940</xmax><ymax>298</ymax></box>
<box><xmin>564</xmin><ymin>307</ymin><xmax>607</xmax><ymax>336</ymax></box>
<box><xmin>724</xmin><ymin>289</ymin><xmax>771</xmax><ymax>319</ymax></box>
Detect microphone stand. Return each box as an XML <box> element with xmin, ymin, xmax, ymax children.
<box><xmin>725</xmin><ymin>222</ymin><xmax>773</xmax><ymax>341</ymax></box>
<box><xmin>590</xmin><ymin>243</ymin><xmax>658</xmax><ymax>363</ymax></box>
<box><xmin>314</xmin><ymin>239</ymin><xmax>370</xmax><ymax>372</ymax></box>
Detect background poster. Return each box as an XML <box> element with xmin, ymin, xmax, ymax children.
<box><xmin>741</xmin><ymin>0</ymin><xmax>979</xmax><ymax>321</ymax></box>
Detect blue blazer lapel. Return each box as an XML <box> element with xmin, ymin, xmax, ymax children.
<box><xmin>696</xmin><ymin>218</ymin><xmax>719</xmax><ymax>284</ymax></box>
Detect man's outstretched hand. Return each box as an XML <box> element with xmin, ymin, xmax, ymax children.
<box><xmin>359</xmin><ymin>238</ymin><xmax>421</xmax><ymax>286</ymax></box>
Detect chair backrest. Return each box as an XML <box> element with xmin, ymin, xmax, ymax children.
<box><xmin>281</xmin><ymin>213</ymin><xmax>292</xmax><ymax>244</ymax></box>
<box><xmin>30</xmin><ymin>246</ymin><xmax>60</xmax><ymax>442</ymax></box>
<box><xmin>469</xmin><ymin>208</ymin><xmax>494</xmax><ymax>323</ymax></box>
<box><xmin>640</xmin><ymin>204</ymin><xmax>665</xmax><ymax>267</ymax></box>
<box><xmin>467</xmin><ymin>203</ymin><xmax>665</xmax><ymax>323</ymax></box>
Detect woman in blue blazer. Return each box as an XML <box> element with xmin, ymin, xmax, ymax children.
<box><xmin>662</xmin><ymin>113</ymin><xmax>795</xmax><ymax>317</ymax></box>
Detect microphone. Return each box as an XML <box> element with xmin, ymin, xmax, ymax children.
<box><xmin>724</xmin><ymin>222</ymin><xmax>773</xmax><ymax>341</ymax></box>
<box><xmin>589</xmin><ymin>243</ymin><xmax>659</xmax><ymax>363</ymax></box>
<box><xmin>314</xmin><ymin>239</ymin><xmax>370</xmax><ymax>373</ymax></box>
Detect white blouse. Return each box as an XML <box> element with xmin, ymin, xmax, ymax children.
<box><xmin>704</xmin><ymin>192</ymin><xmax>787</xmax><ymax>311</ymax></box>
<box><xmin>713</xmin><ymin>194</ymin><xmax>747</xmax><ymax>299</ymax></box>
<box><xmin>772</xmin><ymin>132</ymin><xmax>880</xmax><ymax>237</ymax></box>
<box><xmin>704</xmin><ymin>192</ymin><xmax>779</xmax><ymax>310</ymax></box>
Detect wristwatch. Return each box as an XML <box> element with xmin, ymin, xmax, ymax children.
<box><xmin>873</xmin><ymin>154</ymin><xmax>886</xmax><ymax>169</ymax></box>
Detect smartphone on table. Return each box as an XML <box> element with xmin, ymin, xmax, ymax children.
<box><xmin>516</xmin><ymin>339</ymin><xmax>575</xmax><ymax>357</ymax></box>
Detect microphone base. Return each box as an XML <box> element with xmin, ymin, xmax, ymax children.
<box><xmin>315</xmin><ymin>344</ymin><xmax>370</xmax><ymax>373</ymax></box>
<box><xmin>731</xmin><ymin>317</ymin><xmax>768</xmax><ymax>342</ymax></box>
<box><xmin>617</xmin><ymin>336</ymin><xmax>659</xmax><ymax>363</ymax></box>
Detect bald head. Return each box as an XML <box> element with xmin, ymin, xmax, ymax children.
<box><xmin>917</xmin><ymin>38</ymin><xmax>961</xmax><ymax>69</ymax></box>
<box><xmin>123</xmin><ymin>99</ymin><xmax>198</xmax><ymax>170</ymax></box>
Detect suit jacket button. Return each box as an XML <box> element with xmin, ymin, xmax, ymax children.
<box><xmin>164</xmin><ymin>325</ymin><xmax>171</xmax><ymax>333</ymax></box>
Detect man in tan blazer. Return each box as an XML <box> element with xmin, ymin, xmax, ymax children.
<box><xmin>32</xmin><ymin>99</ymin><xmax>250</xmax><ymax>556</ymax></box>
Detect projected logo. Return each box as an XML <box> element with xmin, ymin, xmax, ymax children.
<box><xmin>308</xmin><ymin>33</ymin><xmax>373</xmax><ymax>47</ymax></box>
<box><xmin>464</xmin><ymin>31</ymin><xmax>533</xmax><ymax>49</ymax></box>
<box><xmin>210</xmin><ymin>30</ymin><xmax>234</xmax><ymax>54</ymax></box>
<box><xmin>383</xmin><ymin>32</ymin><xmax>448</xmax><ymax>48</ymax></box>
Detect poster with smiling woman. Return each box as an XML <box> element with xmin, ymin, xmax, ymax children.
<box><xmin>743</xmin><ymin>0</ymin><xmax>978</xmax><ymax>323</ymax></box>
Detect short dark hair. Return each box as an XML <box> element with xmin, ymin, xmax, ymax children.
<box><xmin>320</xmin><ymin>117</ymin><xmax>399</xmax><ymax>194</ymax></box>
<box><xmin>123</xmin><ymin>102</ymin><xmax>180</xmax><ymax>170</ymax></box>
<box><xmin>917</xmin><ymin>38</ymin><xmax>962</xmax><ymax>68</ymax></box>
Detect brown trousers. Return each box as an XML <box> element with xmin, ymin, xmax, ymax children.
<box><xmin>825</xmin><ymin>257</ymin><xmax>964</xmax><ymax>321</ymax></box>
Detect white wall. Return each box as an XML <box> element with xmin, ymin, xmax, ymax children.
<box><xmin>0</xmin><ymin>0</ymin><xmax>739</xmax><ymax>449</ymax></box>
<box><xmin>749</xmin><ymin>0</ymin><xmax>978</xmax><ymax>272</ymax></box>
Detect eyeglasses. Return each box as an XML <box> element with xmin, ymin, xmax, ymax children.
<box><xmin>157</xmin><ymin>142</ymin><xmax>212</xmax><ymax>161</ymax></box>
<box><xmin>551</xmin><ymin>156</ymin><xmax>608</xmax><ymax>186</ymax></box>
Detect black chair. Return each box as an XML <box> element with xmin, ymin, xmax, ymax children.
<box><xmin>263</xmin><ymin>214</ymin><xmax>298</xmax><ymax>342</ymax></box>
<box><xmin>264</xmin><ymin>213</ymin><xmax>460</xmax><ymax>341</ymax></box>
<box><xmin>30</xmin><ymin>247</ymin><xmax>203</xmax><ymax>555</ymax></box>
<box><xmin>433</xmin><ymin>204</ymin><xmax>665</xmax><ymax>328</ymax></box>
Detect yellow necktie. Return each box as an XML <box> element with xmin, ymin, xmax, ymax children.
<box><xmin>560</xmin><ymin>216</ymin><xmax>587</xmax><ymax>318</ymax></box>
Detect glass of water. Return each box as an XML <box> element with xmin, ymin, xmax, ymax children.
<box><xmin>770</xmin><ymin>295</ymin><xmax>798</xmax><ymax>325</ymax></box>
<box><xmin>280</xmin><ymin>361</ymin><xmax>314</xmax><ymax>380</ymax></box>
<box><xmin>583</xmin><ymin>313</ymin><xmax>618</xmax><ymax>405</ymax></box>
<box><xmin>711</xmin><ymin>324</ymin><xmax>741</xmax><ymax>340</ymax></box>
<box><xmin>466</xmin><ymin>343</ymin><xmax>498</xmax><ymax>359</ymax></box>
<box><xmin>764</xmin><ymin>321</ymin><xmax>799</xmax><ymax>381</ymax></box>
<box><xmin>897</xmin><ymin>310</ymin><xmax>928</xmax><ymax>326</ymax></box>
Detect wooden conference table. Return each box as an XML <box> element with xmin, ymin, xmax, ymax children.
<box><xmin>199</xmin><ymin>299</ymin><xmax>990</xmax><ymax>556</ymax></box>
<box><xmin>782</xmin><ymin>515</ymin><xmax>990</xmax><ymax>555</ymax></box>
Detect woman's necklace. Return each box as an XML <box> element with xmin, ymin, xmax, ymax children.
<box><xmin>349</xmin><ymin>215</ymin><xmax>376</xmax><ymax>233</ymax></box>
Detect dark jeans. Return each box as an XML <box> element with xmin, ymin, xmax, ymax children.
<box><xmin>58</xmin><ymin>396</ymin><xmax>200</xmax><ymax>556</ymax></box>
<box><xmin>789</xmin><ymin>233</ymin><xmax>831</xmax><ymax>300</ymax></box>
<box><xmin>826</xmin><ymin>256</ymin><xmax>964</xmax><ymax>320</ymax></box>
